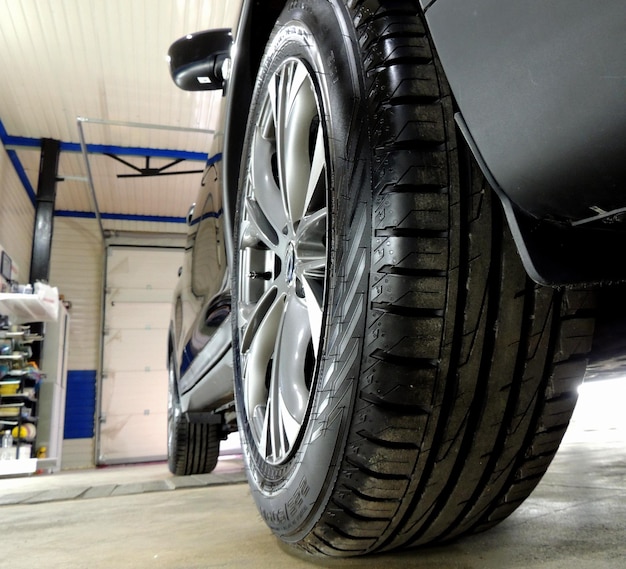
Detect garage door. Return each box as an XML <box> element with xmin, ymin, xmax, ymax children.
<box><xmin>98</xmin><ymin>246</ymin><xmax>183</xmax><ymax>464</ymax></box>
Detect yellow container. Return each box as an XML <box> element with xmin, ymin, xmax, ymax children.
<box><xmin>0</xmin><ymin>383</ymin><xmax>19</xmax><ymax>395</ymax></box>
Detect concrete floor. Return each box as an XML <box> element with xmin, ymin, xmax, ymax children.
<box><xmin>1</xmin><ymin>380</ymin><xmax>625</xmax><ymax>568</ymax></box>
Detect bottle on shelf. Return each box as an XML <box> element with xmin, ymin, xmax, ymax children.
<box><xmin>1</xmin><ymin>429</ymin><xmax>13</xmax><ymax>460</ymax></box>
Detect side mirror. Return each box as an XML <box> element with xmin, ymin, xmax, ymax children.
<box><xmin>168</xmin><ymin>29</ymin><xmax>233</xmax><ymax>91</ymax></box>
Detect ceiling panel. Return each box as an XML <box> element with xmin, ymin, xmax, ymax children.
<box><xmin>0</xmin><ymin>0</ymin><xmax>242</xmax><ymax>231</ymax></box>
<box><xmin>0</xmin><ymin>0</ymin><xmax>240</xmax><ymax>145</ymax></box>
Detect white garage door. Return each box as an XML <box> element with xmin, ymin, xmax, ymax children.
<box><xmin>98</xmin><ymin>246</ymin><xmax>183</xmax><ymax>464</ymax></box>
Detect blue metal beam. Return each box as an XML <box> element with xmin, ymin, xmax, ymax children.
<box><xmin>0</xmin><ymin>120</ymin><xmax>36</xmax><ymax>205</ymax></box>
<box><xmin>54</xmin><ymin>210</ymin><xmax>187</xmax><ymax>224</ymax></box>
<box><xmin>2</xmin><ymin>133</ymin><xmax>208</xmax><ymax>161</ymax></box>
<box><xmin>0</xmin><ymin>117</ymin><xmax>221</xmax><ymax>224</ymax></box>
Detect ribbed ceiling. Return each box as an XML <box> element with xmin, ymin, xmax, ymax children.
<box><xmin>0</xmin><ymin>0</ymin><xmax>242</xmax><ymax>230</ymax></box>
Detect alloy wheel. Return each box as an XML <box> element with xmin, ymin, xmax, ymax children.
<box><xmin>237</xmin><ymin>58</ymin><xmax>329</xmax><ymax>465</ymax></box>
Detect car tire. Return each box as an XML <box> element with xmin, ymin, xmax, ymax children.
<box><xmin>167</xmin><ymin>357</ymin><xmax>220</xmax><ymax>475</ymax></box>
<box><xmin>232</xmin><ymin>0</ymin><xmax>594</xmax><ymax>556</ymax></box>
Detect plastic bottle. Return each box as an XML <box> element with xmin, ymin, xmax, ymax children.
<box><xmin>1</xmin><ymin>429</ymin><xmax>13</xmax><ymax>460</ymax></box>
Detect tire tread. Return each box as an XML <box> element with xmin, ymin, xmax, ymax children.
<box><xmin>301</xmin><ymin>0</ymin><xmax>593</xmax><ymax>555</ymax></box>
<box><xmin>169</xmin><ymin>419</ymin><xmax>220</xmax><ymax>476</ymax></box>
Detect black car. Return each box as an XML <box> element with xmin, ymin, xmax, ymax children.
<box><xmin>166</xmin><ymin>0</ymin><xmax>626</xmax><ymax>557</ymax></box>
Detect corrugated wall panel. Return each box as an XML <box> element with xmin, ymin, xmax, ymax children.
<box><xmin>0</xmin><ymin>146</ymin><xmax>33</xmax><ymax>280</ymax></box>
<box><xmin>61</xmin><ymin>438</ymin><xmax>95</xmax><ymax>471</ymax></box>
<box><xmin>102</xmin><ymin>219</ymin><xmax>187</xmax><ymax>235</ymax></box>
<box><xmin>49</xmin><ymin>217</ymin><xmax>103</xmax><ymax>370</ymax></box>
<box><xmin>49</xmin><ymin>217</ymin><xmax>103</xmax><ymax>469</ymax></box>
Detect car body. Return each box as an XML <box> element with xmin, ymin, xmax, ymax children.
<box><xmin>167</xmin><ymin>0</ymin><xmax>626</xmax><ymax>556</ymax></box>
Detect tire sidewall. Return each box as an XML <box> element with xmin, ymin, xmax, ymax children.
<box><xmin>232</xmin><ymin>0</ymin><xmax>371</xmax><ymax>541</ymax></box>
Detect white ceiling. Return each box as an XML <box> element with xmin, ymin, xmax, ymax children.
<box><xmin>0</xmin><ymin>0</ymin><xmax>242</xmax><ymax>233</ymax></box>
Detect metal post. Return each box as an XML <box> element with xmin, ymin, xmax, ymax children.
<box><xmin>28</xmin><ymin>138</ymin><xmax>61</xmax><ymax>363</ymax></box>
<box><xmin>29</xmin><ymin>138</ymin><xmax>61</xmax><ymax>284</ymax></box>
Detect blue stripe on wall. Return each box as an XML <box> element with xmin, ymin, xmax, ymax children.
<box><xmin>64</xmin><ymin>370</ymin><xmax>97</xmax><ymax>439</ymax></box>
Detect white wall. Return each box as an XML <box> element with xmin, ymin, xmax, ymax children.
<box><xmin>49</xmin><ymin>217</ymin><xmax>104</xmax><ymax>469</ymax></box>
<box><xmin>47</xmin><ymin>218</ymin><xmax>184</xmax><ymax>469</ymax></box>
<box><xmin>49</xmin><ymin>217</ymin><xmax>103</xmax><ymax>370</ymax></box>
<box><xmin>104</xmin><ymin>218</ymin><xmax>187</xmax><ymax>236</ymax></box>
<box><xmin>0</xmin><ymin>146</ymin><xmax>34</xmax><ymax>280</ymax></box>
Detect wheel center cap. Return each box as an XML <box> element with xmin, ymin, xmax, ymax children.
<box><xmin>285</xmin><ymin>242</ymin><xmax>296</xmax><ymax>285</ymax></box>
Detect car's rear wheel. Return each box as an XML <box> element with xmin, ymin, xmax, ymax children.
<box><xmin>232</xmin><ymin>0</ymin><xmax>594</xmax><ymax>556</ymax></box>
<box><xmin>167</xmin><ymin>356</ymin><xmax>220</xmax><ymax>475</ymax></box>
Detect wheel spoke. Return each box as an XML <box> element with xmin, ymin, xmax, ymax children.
<box><xmin>250</xmin><ymin>100</ymin><xmax>288</xmax><ymax>237</ymax></box>
<box><xmin>258</xmin><ymin>292</ymin><xmax>311</xmax><ymax>461</ymax></box>
<box><xmin>275</xmin><ymin>293</ymin><xmax>311</xmax><ymax>425</ymax></box>
<box><xmin>242</xmin><ymin>291</ymin><xmax>284</xmax><ymax>447</ymax></box>
<box><xmin>303</xmin><ymin>125</ymin><xmax>326</xmax><ymax>217</ymax></box>
<box><xmin>295</xmin><ymin>208</ymin><xmax>326</xmax><ymax>358</ymax></box>
<box><xmin>274</xmin><ymin>61</ymin><xmax>319</xmax><ymax>226</ymax></box>
<box><xmin>270</xmin><ymin>64</ymin><xmax>289</xmax><ymax>226</ymax></box>
<box><xmin>296</xmin><ymin>207</ymin><xmax>327</xmax><ymax>254</ymax></box>
<box><xmin>242</xmin><ymin>195</ymin><xmax>279</xmax><ymax>251</ymax></box>
<box><xmin>301</xmin><ymin>280</ymin><xmax>323</xmax><ymax>359</ymax></box>
<box><xmin>240</xmin><ymin>285</ymin><xmax>282</xmax><ymax>353</ymax></box>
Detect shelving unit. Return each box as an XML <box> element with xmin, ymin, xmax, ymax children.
<box><xmin>0</xmin><ymin>288</ymin><xmax>60</xmax><ymax>476</ymax></box>
<box><xmin>0</xmin><ymin>336</ymin><xmax>41</xmax><ymax>475</ymax></box>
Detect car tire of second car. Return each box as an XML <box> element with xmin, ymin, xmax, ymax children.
<box><xmin>167</xmin><ymin>357</ymin><xmax>221</xmax><ymax>476</ymax></box>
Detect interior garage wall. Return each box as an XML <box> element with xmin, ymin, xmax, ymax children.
<box><xmin>49</xmin><ymin>216</ymin><xmax>104</xmax><ymax>469</ymax></box>
<box><xmin>48</xmin><ymin>217</ymin><xmax>186</xmax><ymax>469</ymax></box>
<box><xmin>0</xmin><ymin>145</ymin><xmax>34</xmax><ymax>280</ymax></box>
<box><xmin>103</xmin><ymin>218</ymin><xmax>187</xmax><ymax>235</ymax></box>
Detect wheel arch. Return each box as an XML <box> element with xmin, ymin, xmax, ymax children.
<box><xmin>167</xmin><ymin>324</ymin><xmax>174</xmax><ymax>371</ymax></box>
<box><xmin>222</xmin><ymin>0</ymin><xmax>287</xmax><ymax>267</ymax></box>
<box><xmin>224</xmin><ymin>0</ymin><xmax>626</xmax><ymax>288</ymax></box>
<box><xmin>167</xmin><ymin>324</ymin><xmax>181</xmax><ymax>401</ymax></box>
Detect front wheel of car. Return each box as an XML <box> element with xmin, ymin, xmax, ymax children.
<box><xmin>232</xmin><ymin>0</ymin><xmax>594</xmax><ymax>557</ymax></box>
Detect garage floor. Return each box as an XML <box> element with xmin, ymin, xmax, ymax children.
<box><xmin>1</xmin><ymin>381</ymin><xmax>625</xmax><ymax>569</ymax></box>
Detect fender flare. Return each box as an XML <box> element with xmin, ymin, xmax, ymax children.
<box><xmin>222</xmin><ymin>0</ymin><xmax>285</xmax><ymax>269</ymax></box>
